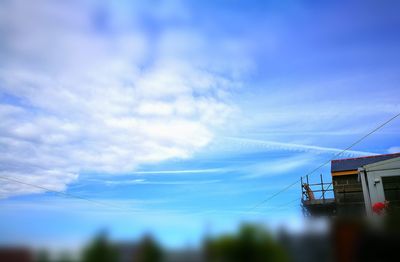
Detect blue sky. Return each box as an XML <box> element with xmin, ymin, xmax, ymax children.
<box><xmin>1</xmin><ymin>0</ymin><xmax>400</xmax><ymax>250</ymax></box>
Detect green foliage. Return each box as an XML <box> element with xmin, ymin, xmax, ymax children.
<box><xmin>81</xmin><ymin>233</ymin><xmax>119</xmax><ymax>262</ymax></box>
<box><xmin>57</xmin><ymin>252</ymin><xmax>75</xmax><ymax>262</ymax></box>
<box><xmin>36</xmin><ymin>250</ymin><xmax>51</xmax><ymax>262</ymax></box>
<box><xmin>136</xmin><ymin>235</ymin><xmax>163</xmax><ymax>262</ymax></box>
<box><xmin>205</xmin><ymin>224</ymin><xmax>288</xmax><ymax>262</ymax></box>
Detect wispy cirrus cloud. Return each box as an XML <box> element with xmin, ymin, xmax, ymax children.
<box><xmin>388</xmin><ymin>146</ymin><xmax>400</xmax><ymax>153</ymax></box>
<box><xmin>224</xmin><ymin>137</ymin><xmax>376</xmax><ymax>157</ymax></box>
<box><xmin>103</xmin><ymin>179</ymin><xmax>221</xmax><ymax>186</ymax></box>
<box><xmin>129</xmin><ymin>168</ymin><xmax>224</xmax><ymax>175</ymax></box>
<box><xmin>238</xmin><ymin>155</ymin><xmax>312</xmax><ymax>179</ymax></box>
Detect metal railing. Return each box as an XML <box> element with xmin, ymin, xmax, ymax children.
<box><xmin>301</xmin><ymin>174</ymin><xmax>334</xmax><ymax>201</ymax></box>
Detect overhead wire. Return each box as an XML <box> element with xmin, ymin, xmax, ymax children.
<box><xmin>0</xmin><ymin>175</ymin><xmax>123</xmax><ymax>210</ymax></box>
<box><xmin>1</xmin><ymin>112</ymin><xmax>399</xmax><ymax>214</ymax></box>
<box><xmin>249</xmin><ymin>112</ymin><xmax>400</xmax><ymax>212</ymax></box>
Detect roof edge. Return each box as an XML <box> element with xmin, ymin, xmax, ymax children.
<box><xmin>331</xmin><ymin>152</ymin><xmax>400</xmax><ymax>162</ymax></box>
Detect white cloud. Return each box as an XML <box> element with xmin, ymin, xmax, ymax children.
<box><xmin>0</xmin><ymin>1</ymin><xmax>246</xmax><ymax>197</ymax></box>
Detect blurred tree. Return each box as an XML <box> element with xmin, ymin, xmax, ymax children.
<box><xmin>136</xmin><ymin>235</ymin><xmax>163</xmax><ymax>262</ymax></box>
<box><xmin>81</xmin><ymin>232</ymin><xmax>119</xmax><ymax>262</ymax></box>
<box><xmin>57</xmin><ymin>251</ymin><xmax>74</xmax><ymax>262</ymax></box>
<box><xmin>205</xmin><ymin>224</ymin><xmax>288</xmax><ymax>262</ymax></box>
<box><xmin>36</xmin><ymin>250</ymin><xmax>51</xmax><ymax>262</ymax></box>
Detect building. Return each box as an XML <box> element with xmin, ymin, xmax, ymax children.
<box><xmin>358</xmin><ymin>156</ymin><xmax>400</xmax><ymax>216</ymax></box>
<box><xmin>300</xmin><ymin>152</ymin><xmax>400</xmax><ymax>262</ymax></box>
<box><xmin>302</xmin><ymin>152</ymin><xmax>400</xmax><ymax>217</ymax></box>
<box><xmin>0</xmin><ymin>247</ymin><xmax>33</xmax><ymax>262</ymax></box>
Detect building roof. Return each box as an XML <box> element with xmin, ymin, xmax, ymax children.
<box><xmin>363</xmin><ymin>156</ymin><xmax>400</xmax><ymax>171</ymax></box>
<box><xmin>331</xmin><ymin>152</ymin><xmax>400</xmax><ymax>173</ymax></box>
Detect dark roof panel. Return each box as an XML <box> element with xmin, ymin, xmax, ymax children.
<box><xmin>331</xmin><ymin>153</ymin><xmax>400</xmax><ymax>172</ymax></box>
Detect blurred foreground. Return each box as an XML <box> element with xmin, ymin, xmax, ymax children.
<box><xmin>1</xmin><ymin>217</ymin><xmax>400</xmax><ymax>262</ymax></box>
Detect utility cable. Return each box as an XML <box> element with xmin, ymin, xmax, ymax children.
<box><xmin>249</xmin><ymin>112</ymin><xmax>400</xmax><ymax>211</ymax></box>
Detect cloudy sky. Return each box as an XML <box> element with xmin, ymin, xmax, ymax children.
<box><xmin>1</xmin><ymin>0</ymin><xmax>400</xmax><ymax>249</ymax></box>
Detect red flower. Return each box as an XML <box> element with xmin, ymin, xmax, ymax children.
<box><xmin>372</xmin><ymin>202</ymin><xmax>386</xmax><ymax>214</ymax></box>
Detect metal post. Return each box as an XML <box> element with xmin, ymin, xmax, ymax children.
<box><xmin>300</xmin><ymin>176</ymin><xmax>303</xmax><ymax>201</ymax></box>
<box><xmin>320</xmin><ymin>174</ymin><xmax>325</xmax><ymax>200</ymax></box>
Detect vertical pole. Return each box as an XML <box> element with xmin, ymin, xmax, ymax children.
<box><xmin>321</xmin><ymin>174</ymin><xmax>325</xmax><ymax>200</ymax></box>
<box><xmin>301</xmin><ymin>176</ymin><xmax>303</xmax><ymax>201</ymax></box>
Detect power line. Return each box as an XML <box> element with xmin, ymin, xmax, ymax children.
<box><xmin>249</xmin><ymin>112</ymin><xmax>400</xmax><ymax>211</ymax></box>
<box><xmin>265</xmin><ymin>198</ymin><xmax>299</xmax><ymax>212</ymax></box>
<box><xmin>1</xmin><ymin>113</ymin><xmax>399</xmax><ymax>214</ymax></box>
<box><xmin>250</xmin><ymin>180</ymin><xmax>300</xmax><ymax>211</ymax></box>
<box><xmin>0</xmin><ymin>175</ymin><xmax>123</xmax><ymax>210</ymax></box>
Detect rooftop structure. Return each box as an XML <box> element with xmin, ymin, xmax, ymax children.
<box><xmin>301</xmin><ymin>152</ymin><xmax>400</xmax><ymax>217</ymax></box>
<box><xmin>331</xmin><ymin>152</ymin><xmax>400</xmax><ymax>174</ymax></box>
